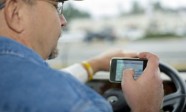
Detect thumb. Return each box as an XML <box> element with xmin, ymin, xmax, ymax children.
<box><xmin>122</xmin><ymin>69</ymin><xmax>135</xmax><ymax>85</ymax></box>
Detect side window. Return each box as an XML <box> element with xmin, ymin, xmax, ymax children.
<box><xmin>48</xmin><ymin>0</ymin><xmax>186</xmax><ymax>72</ymax></box>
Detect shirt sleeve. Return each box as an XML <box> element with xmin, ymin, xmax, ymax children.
<box><xmin>60</xmin><ymin>63</ymin><xmax>88</xmax><ymax>83</ymax></box>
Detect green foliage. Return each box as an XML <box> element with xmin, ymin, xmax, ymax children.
<box><xmin>131</xmin><ymin>1</ymin><xmax>144</xmax><ymax>14</ymax></box>
<box><xmin>144</xmin><ymin>32</ymin><xmax>183</xmax><ymax>39</ymax></box>
<box><xmin>63</xmin><ymin>3</ymin><xmax>90</xmax><ymax>22</ymax></box>
<box><xmin>153</xmin><ymin>2</ymin><xmax>163</xmax><ymax>11</ymax></box>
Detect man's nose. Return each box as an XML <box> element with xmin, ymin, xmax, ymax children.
<box><xmin>60</xmin><ymin>15</ymin><xmax>67</xmax><ymax>27</ymax></box>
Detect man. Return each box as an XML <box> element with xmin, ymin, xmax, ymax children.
<box><xmin>0</xmin><ymin>0</ymin><xmax>163</xmax><ymax>112</ymax></box>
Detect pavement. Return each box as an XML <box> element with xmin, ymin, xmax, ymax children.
<box><xmin>47</xmin><ymin>38</ymin><xmax>186</xmax><ymax>71</ymax></box>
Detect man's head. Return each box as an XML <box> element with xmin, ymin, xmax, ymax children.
<box><xmin>0</xmin><ymin>0</ymin><xmax>67</xmax><ymax>59</ymax></box>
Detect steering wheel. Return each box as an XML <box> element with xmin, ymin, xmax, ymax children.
<box><xmin>104</xmin><ymin>62</ymin><xmax>186</xmax><ymax>112</ymax></box>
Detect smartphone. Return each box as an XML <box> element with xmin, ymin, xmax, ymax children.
<box><xmin>109</xmin><ymin>58</ymin><xmax>147</xmax><ymax>83</ymax></box>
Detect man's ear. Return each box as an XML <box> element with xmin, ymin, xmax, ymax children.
<box><xmin>4</xmin><ymin>0</ymin><xmax>24</xmax><ymax>33</ymax></box>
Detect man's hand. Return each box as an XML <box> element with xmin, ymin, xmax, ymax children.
<box><xmin>87</xmin><ymin>48</ymin><xmax>138</xmax><ymax>74</ymax></box>
<box><xmin>121</xmin><ymin>52</ymin><xmax>164</xmax><ymax>112</ymax></box>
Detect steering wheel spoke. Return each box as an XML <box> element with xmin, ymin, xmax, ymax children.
<box><xmin>164</xmin><ymin>92</ymin><xmax>183</xmax><ymax>106</ymax></box>
<box><xmin>102</xmin><ymin>62</ymin><xmax>186</xmax><ymax>112</ymax></box>
<box><xmin>160</xmin><ymin>63</ymin><xmax>186</xmax><ymax>112</ymax></box>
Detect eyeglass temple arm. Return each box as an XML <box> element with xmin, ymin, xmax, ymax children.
<box><xmin>0</xmin><ymin>2</ymin><xmax>5</xmax><ymax>9</ymax></box>
<box><xmin>57</xmin><ymin>0</ymin><xmax>66</xmax><ymax>3</ymax></box>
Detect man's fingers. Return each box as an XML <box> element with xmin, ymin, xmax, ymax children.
<box><xmin>139</xmin><ymin>52</ymin><xmax>159</xmax><ymax>73</ymax></box>
<box><xmin>122</xmin><ymin>51</ymin><xmax>139</xmax><ymax>58</ymax></box>
<box><xmin>122</xmin><ymin>69</ymin><xmax>135</xmax><ymax>85</ymax></box>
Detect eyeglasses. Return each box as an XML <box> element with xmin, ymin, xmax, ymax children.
<box><xmin>43</xmin><ymin>0</ymin><xmax>64</xmax><ymax>16</ymax></box>
<box><xmin>0</xmin><ymin>1</ymin><xmax>5</xmax><ymax>9</ymax></box>
<box><xmin>0</xmin><ymin>0</ymin><xmax>64</xmax><ymax>15</ymax></box>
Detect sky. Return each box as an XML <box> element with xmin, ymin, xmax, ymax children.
<box><xmin>66</xmin><ymin>0</ymin><xmax>186</xmax><ymax>18</ymax></box>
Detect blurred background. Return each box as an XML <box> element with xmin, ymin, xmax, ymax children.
<box><xmin>47</xmin><ymin>0</ymin><xmax>186</xmax><ymax>72</ymax></box>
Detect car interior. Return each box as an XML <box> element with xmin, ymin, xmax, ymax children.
<box><xmin>48</xmin><ymin>0</ymin><xmax>186</xmax><ymax>111</ymax></box>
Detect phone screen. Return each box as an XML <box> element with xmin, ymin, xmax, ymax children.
<box><xmin>110</xmin><ymin>58</ymin><xmax>147</xmax><ymax>82</ymax></box>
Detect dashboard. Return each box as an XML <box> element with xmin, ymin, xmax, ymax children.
<box><xmin>86</xmin><ymin>72</ymin><xmax>186</xmax><ymax>112</ymax></box>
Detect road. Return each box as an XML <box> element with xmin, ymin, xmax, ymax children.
<box><xmin>48</xmin><ymin>38</ymin><xmax>186</xmax><ymax>71</ymax></box>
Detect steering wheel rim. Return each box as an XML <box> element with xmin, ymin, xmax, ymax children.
<box><xmin>160</xmin><ymin>62</ymin><xmax>186</xmax><ymax>112</ymax></box>
<box><xmin>104</xmin><ymin>62</ymin><xmax>186</xmax><ymax>112</ymax></box>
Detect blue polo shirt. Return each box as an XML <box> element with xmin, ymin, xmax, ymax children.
<box><xmin>0</xmin><ymin>36</ymin><xmax>112</xmax><ymax>112</ymax></box>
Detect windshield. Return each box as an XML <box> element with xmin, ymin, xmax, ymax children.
<box><xmin>48</xmin><ymin>0</ymin><xmax>186</xmax><ymax>72</ymax></box>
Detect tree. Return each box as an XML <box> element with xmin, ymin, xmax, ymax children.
<box><xmin>63</xmin><ymin>3</ymin><xmax>91</xmax><ymax>22</ymax></box>
<box><xmin>131</xmin><ymin>0</ymin><xmax>144</xmax><ymax>14</ymax></box>
<box><xmin>153</xmin><ymin>1</ymin><xmax>163</xmax><ymax>11</ymax></box>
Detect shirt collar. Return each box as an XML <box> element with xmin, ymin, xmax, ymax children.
<box><xmin>0</xmin><ymin>36</ymin><xmax>48</xmax><ymax>66</ymax></box>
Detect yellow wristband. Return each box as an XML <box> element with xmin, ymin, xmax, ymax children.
<box><xmin>82</xmin><ymin>61</ymin><xmax>93</xmax><ymax>80</ymax></box>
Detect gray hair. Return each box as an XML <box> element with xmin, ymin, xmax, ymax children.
<box><xmin>0</xmin><ymin>0</ymin><xmax>35</xmax><ymax>9</ymax></box>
